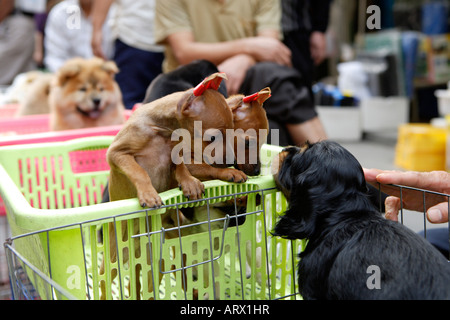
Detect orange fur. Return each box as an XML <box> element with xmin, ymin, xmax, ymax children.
<box><xmin>49</xmin><ymin>57</ymin><xmax>125</xmax><ymax>131</ymax></box>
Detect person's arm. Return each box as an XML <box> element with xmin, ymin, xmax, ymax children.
<box><xmin>364</xmin><ymin>168</ymin><xmax>450</xmax><ymax>223</ymax></box>
<box><xmin>166</xmin><ymin>31</ymin><xmax>290</xmax><ymax>67</ymax></box>
<box><xmin>309</xmin><ymin>0</ymin><xmax>331</xmax><ymax>65</ymax></box>
<box><xmin>91</xmin><ymin>0</ymin><xmax>113</xmax><ymax>59</ymax></box>
<box><xmin>0</xmin><ymin>0</ymin><xmax>14</xmax><ymax>24</ymax></box>
<box><xmin>215</xmin><ymin>30</ymin><xmax>292</xmax><ymax>95</ymax></box>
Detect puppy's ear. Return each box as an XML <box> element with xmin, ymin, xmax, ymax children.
<box><xmin>179</xmin><ymin>72</ymin><xmax>228</xmax><ymax>116</ymax></box>
<box><xmin>243</xmin><ymin>87</ymin><xmax>271</xmax><ymax>105</ymax></box>
<box><xmin>273</xmin><ymin>196</ymin><xmax>316</xmax><ymax>240</ymax></box>
<box><xmin>273</xmin><ymin>211</ymin><xmax>310</xmax><ymax>240</ymax></box>
<box><xmin>177</xmin><ymin>90</ymin><xmax>199</xmax><ymax>116</ymax></box>
<box><xmin>226</xmin><ymin>95</ymin><xmax>244</xmax><ymax>113</ymax></box>
<box><xmin>192</xmin><ymin>72</ymin><xmax>227</xmax><ymax>96</ymax></box>
<box><xmin>272</xmin><ymin>146</ymin><xmax>318</xmax><ymax>240</ymax></box>
<box><xmin>102</xmin><ymin>60</ymin><xmax>119</xmax><ymax>77</ymax></box>
<box><xmin>56</xmin><ymin>60</ymin><xmax>81</xmax><ymax>86</ymax></box>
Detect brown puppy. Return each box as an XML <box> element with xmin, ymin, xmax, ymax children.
<box><xmin>102</xmin><ymin>73</ymin><xmax>239</xmax><ymax>299</ymax></box>
<box><xmin>171</xmin><ymin>88</ymin><xmax>271</xmax><ymax>299</ymax></box>
<box><xmin>106</xmin><ymin>72</ymin><xmax>239</xmax><ymax>207</ymax></box>
<box><xmin>227</xmin><ymin>87</ymin><xmax>271</xmax><ymax>175</ymax></box>
<box><xmin>49</xmin><ymin>57</ymin><xmax>125</xmax><ymax>131</ymax></box>
<box><xmin>186</xmin><ymin>87</ymin><xmax>271</xmax><ymax>181</ymax></box>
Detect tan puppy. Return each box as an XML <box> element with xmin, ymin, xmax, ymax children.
<box><xmin>102</xmin><ymin>73</ymin><xmax>246</xmax><ymax>299</ymax></box>
<box><xmin>186</xmin><ymin>87</ymin><xmax>271</xmax><ymax>180</ymax></box>
<box><xmin>106</xmin><ymin>72</ymin><xmax>245</xmax><ymax>207</ymax></box>
<box><xmin>49</xmin><ymin>57</ymin><xmax>125</xmax><ymax>131</ymax></box>
<box><xmin>174</xmin><ymin>88</ymin><xmax>271</xmax><ymax>299</ymax></box>
<box><xmin>15</xmin><ymin>72</ymin><xmax>53</xmax><ymax>116</ymax></box>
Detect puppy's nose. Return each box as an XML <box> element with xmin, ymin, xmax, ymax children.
<box><xmin>252</xmin><ymin>162</ymin><xmax>261</xmax><ymax>176</ymax></box>
<box><xmin>92</xmin><ymin>98</ymin><xmax>101</xmax><ymax>109</ymax></box>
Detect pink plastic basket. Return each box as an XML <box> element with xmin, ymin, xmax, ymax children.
<box><xmin>0</xmin><ymin>104</ymin><xmax>19</xmax><ymax>118</ymax></box>
<box><xmin>15</xmin><ymin>143</ymin><xmax>110</xmax><ymax>210</ymax></box>
<box><xmin>0</xmin><ymin>124</ymin><xmax>123</xmax><ymax>147</ymax></box>
<box><xmin>0</xmin><ymin>110</ymin><xmax>132</xmax><ymax>137</ymax></box>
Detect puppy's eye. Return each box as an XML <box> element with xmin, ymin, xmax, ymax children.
<box><xmin>98</xmin><ymin>87</ymin><xmax>104</xmax><ymax>92</ymax></box>
<box><xmin>79</xmin><ymin>87</ymin><xmax>87</xmax><ymax>92</ymax></box>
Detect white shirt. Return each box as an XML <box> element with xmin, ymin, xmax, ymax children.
<box><xmin>110</xmin><ymin>0</ymin><xmax>163</xmax><ymax>52</ymax></box>
<box><xmin>44</xmin><ymin>0</ymin><xmax>114</xmax><ymax>72</ymax></box>
<box><xmin>16</xmin><ymin>0</ymin><xmax>46</xmax><ymax>13</ymax></box>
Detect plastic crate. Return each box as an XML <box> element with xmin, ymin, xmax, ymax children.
<box><xmin>0</xmin><ymin>104</ymin><xmax>19</xmax><ymax>118</ymax></box>
<box><xmin>0</xmin><ymin>125</ymin><xmax>123</xmax><ymax>217</ymax></box>
<box><xmin>0</xmin><ymin>137</ymin><xmax>304</xmax><ymax>300</ymax></box>
<box><xmin>395</xmin><ymin>124</ymin><xmax>446</xmax><ymax>171</ymax></box>
<box><xmin>0</xmin><ymin>110</ymin><xmax>132</xmax><ymax>216</ymax></box>
<box><xmin>0</xmin><ymin>109</ymin><xmax>132</xmax><ymax>138</ymax></box>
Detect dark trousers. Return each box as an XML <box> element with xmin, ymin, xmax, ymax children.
<box><xmin>144</xmin><ymin>60</ymin><xmax>316</xmax><ymax>146</ymax></box>
<box><xmin>114</xmin><ymin>38</ymin><xmax>164</xmax><ymax>109</ymax></box>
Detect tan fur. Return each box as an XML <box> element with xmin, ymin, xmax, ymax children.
<box><xmin>102</xmin><ymin>73</ymin><xmax>242</xmax><ymax>299</ymax></box>
<box><xmin>48</xmin><ymin>57</ymin><xmax>125</xmax><ymax>131</ymax></box>
<box><xmin>15</xmin><ymin>72</ymin><xmax>53</xmax><ymax>116</ymax></box>
<box><xmin>186</xmin><ymin>87</ymin><xmax>271</xmax><ymax>180</ymax></box>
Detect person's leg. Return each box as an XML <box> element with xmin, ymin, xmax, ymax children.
<box><xmin>113</xmin><ymin>38</ymin><xmax>164</xmax><ymax>109</ymax></box>
<box><xmin>143</xmin><ymin>60</ymin><xmax>225</xmax><ymax>103</ymax></box>
<box><xmin>418</xmin><ymin>228</ymin><xmax>449</xmax><ymax>258</ymax></box>
<box><xmin>0</xmin><ymin>14</ymin><xmax>35</xmax><ymax>85</ymax></box>
<box><xmin>286</xmin><ymin>117</ymin><xmax>327</xmax><ymax>145</ymax></box>
<box><xmin>240</xmin><ymin>62</ymin><xmax>327</xmax><ymax>146</ymax></box>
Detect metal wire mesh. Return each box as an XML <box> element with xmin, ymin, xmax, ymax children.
<box><xmin>3</xmin><ymin>187</ymin><xmax>303</xmax><ymax>300</ymax></box>
<box><xmin>375</xmin><ymin>183</ymin><xmax>450</xmax><ymax>260</ymax></box>
<box><xmin>3</xmin><ymin>183</ymin><xmax>449</xmax><ymax>300</ymax></box>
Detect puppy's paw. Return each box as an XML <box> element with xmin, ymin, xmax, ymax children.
<box><xmin>179</xmin><ymin>176</ymin><xmax>205</xmax><ymax>200</ymax></box>
<box><xmin>137</xmin><ymin>188</ymin><xmax>163</xmax><ymax>208</ymax></box>
<box><xmin>217</xmin><ymin>168</ymin><xmax>248</xmax><ymax>183</ymax></box>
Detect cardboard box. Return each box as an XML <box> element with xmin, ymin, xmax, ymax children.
<box><xmin>360</xmin><ymin>97</ymin><xmax>409</xmax><ymax>133</ymax></box>
<box><xmin>317</xmin><ymin>106</ymin><xmax>362</xmax><ymax>141</ymax></box>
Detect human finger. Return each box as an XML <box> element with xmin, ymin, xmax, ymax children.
<box><xmin>427</xmin><ymin>202</ymin><xmax>449</xmax><ymax>223</ymax></box>
<box><xmin>385</xmin><ymin>196</ymin><xmax>401</xmax><ymax>222</ymax></box>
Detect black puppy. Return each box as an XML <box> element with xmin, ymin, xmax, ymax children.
<box><xmin>273</xmin><ymin>140</ymin><xmax>450</xmax><ymax>300</ymax></box>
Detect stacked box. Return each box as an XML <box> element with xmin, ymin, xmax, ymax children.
<box><xmin>395</xmin><ymin>124</ymin><xmax>446</xmax><ymax>171</ymax></box>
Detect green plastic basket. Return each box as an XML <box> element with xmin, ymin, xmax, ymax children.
<box><xmin>0</xmin><ymin>137</ymin><xmax>305</xmax><ymax>300</ymax></box>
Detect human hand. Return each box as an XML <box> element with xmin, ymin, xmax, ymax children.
<box><xmin>243</xmin><ymin>37</ymin><xmax>292</xmax><ymax>67</ymax></box>
<box><xmin>364</xmin><ymin>168</ymin><xmax>450</xmax><ymax>223</ymax></box>
<box><xmin>310</xmin><ymin>31</ymin><xmax>327</xmax><ymax>65</ymax></box>
<box><xmin>218</xmin><ymin>54</ymin><xmax>256</xmax><ymax>95</ymax></box>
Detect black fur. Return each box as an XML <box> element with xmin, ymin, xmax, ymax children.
<box><xmin>143</xmin><ymin>60</ymin><xmax>227</xmax><ymax>103</ymax></box>
<box><xmin>273</xmin><ymin>141</ymin><xmax>450</xmax><ymax>300</ymax></box>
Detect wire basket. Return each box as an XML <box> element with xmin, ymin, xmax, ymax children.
<box><xmin>0</xmin><ymin>137</ymin><xmax>304</xmax><ymax>300</ymax></box>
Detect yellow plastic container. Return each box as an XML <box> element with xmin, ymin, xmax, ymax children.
<box><xmin>395</xmin><ymin>124</ymin><xmax>446</xmax><ymax>171</ymax></box>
